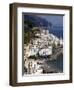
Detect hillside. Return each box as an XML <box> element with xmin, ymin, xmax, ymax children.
<box><xmin>24</xmin><ymin>15</ymin><xmax>52</xmax><ymax>30</ymax></box>
<box><xmin>24</xmin><ymin>15</ymin><xmax>52</xmax><ymax>44</ymax></box>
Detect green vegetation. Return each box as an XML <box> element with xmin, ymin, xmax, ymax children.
<box><xmin>24</xmin><ymin>16</ymin><xmax>52</xmax><ymax>44</ymax></box>
<box><xmin>24</xmin><ymin>16</ymin><xmax>43</xmax><ymax>44</ymax></box>
<box><xmin>24</xmin><ymin>19</ymin><xmax>34</xmax><ymax>29</ymax></box>
<box><xmin>24</xmin><ymin>19</ymin><xmax>33</xmax><ymax>44</ymax></box>
<box><xmin>24</xmin><ymin>29</ymin><xmax>41</xmax><ymax>44</ymax></box>
<box><xmin>24</xmin><ymin>26</ymin><xmax>40</xmax><ymax>44</ymax></box>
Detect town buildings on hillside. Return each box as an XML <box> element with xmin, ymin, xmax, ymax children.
<box><xmin>24</xmin><ymin>27</ymin><xmax>63</xmax><ymax>75</ymax></box>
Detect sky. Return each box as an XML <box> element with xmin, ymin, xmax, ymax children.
<box><xmin>37</xmin><ymin>14</ymin><xmax>63</xmax><ymax>27</ymax></box>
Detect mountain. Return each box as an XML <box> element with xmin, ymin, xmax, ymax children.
<box><xmin>24</xmin><ymin>15</ymin><xmax>52</xmax><ymax>30</ymax></box>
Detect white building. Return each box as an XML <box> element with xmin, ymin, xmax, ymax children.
<box><xmin>24</xmin><ymin>29</ymin><xmax>63</xmax><ymax>58</ymax></box>
<box><xmin>29</xmin><ymin>45</ymin><xmax>39</xmax><ymax>56</ymax></box>
<box><xmin>26</xmin><ymin>60</ymin><xmax>43</xmax><ymax>74</ymax></box>
<box><xmin>24</xmin><ymin>28</ymin><xmax>63</xmax><ymax>74</ymax></box>
<box><xmin>39</xmin><ymin>46</ymin><xmax>52</xmax><ymax>56</ymax></box>
<box><xmin>60</xmin><ymin>37</ymin><xmax>63</xmax><ymax>46</ymax></box>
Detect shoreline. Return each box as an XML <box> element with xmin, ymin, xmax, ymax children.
<box><xmin>24</xmin><ymin>53</ymin><xmax>63</xmax><ymax>74</ymax></box>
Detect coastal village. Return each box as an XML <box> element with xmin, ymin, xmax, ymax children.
<box><xmin>24</xmin><ymin>27</ymin><xmax>63</xmax><ymax>75</ymax></box>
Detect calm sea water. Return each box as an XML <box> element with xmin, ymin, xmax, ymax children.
<box><xmin>46</xmin><ymin>54</ymin><xmax>63</xmax><ymax>73</ymax></box>
<box><xmin>47</xmin><ymin>27</ymin><xmax>63</xmax><ymax>73</ymax></box>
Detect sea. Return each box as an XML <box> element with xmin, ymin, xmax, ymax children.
<box><xmin>47</xmin><ymin>26</ymin><xmax>63</xmax><ymax>73</ymax></box>
<box><xmin>46</xmin><ymin>54</ymin><xmax>63</xmax><ymax>73</ymax></box>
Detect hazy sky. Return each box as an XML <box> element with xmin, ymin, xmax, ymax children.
<box><xmin>37</xmin><ymin>14</ymin><xmax>63</xmax><ymax>27</ymax></box>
